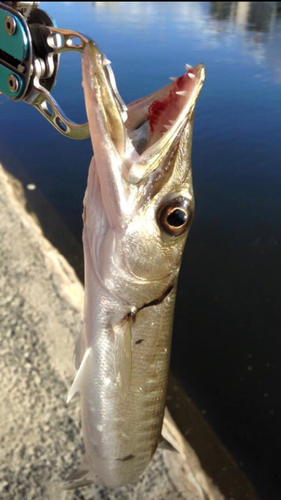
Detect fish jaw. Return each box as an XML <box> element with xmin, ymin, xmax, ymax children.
<box><xmin>82</xmin><ymin>41</ymin><xmax>205</xmax><ymax>302</ymax></box>
<box><xmin>82</xmin><ymin>41</ymin><xmax>205</xmax><ymax>196</ymax></box>
<box><xmin>127</xmin><ymin>63</ymin><xmax>205</xmax><ymax>184</ymax></box>
<box><xmin>82</xmin><ymin>41</ymin><xmax>128</xmax><ymax>156</ymax></box>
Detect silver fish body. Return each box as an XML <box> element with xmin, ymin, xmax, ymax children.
<box><xmin>67</xmin><ymin>42</ymin><xmax>205</xmax><ymax>488</ymax></box>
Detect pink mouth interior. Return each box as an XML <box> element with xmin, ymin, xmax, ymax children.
<box><xmin>146</xmin><ymin>69</ymin><xmax>197</xmax><ymax>148</ymax></box>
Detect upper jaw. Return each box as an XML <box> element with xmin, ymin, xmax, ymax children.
<box><xmin>82</xmin><ymin>41</ymin><xmax>205</xmax><ymax>179</ymax></box>
<box><xmin>127</xmin><ymin>63</ymin><xmax>205</xmax><ymax>155</ymax></box>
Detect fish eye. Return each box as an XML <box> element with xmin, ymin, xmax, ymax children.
<box><xmin>158</xmin><ymin>197</ymin><xmax>193</xmax><ymax>236</ymax></box>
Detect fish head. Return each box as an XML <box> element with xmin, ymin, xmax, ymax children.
<box><xmin>82</xmin><ymin>42</ymin><xmax>205</xmax><ymax>304</ymax></box>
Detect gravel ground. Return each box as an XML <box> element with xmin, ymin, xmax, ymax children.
<box><xmin>0</xmin><ymin>164</ymin><xmax>226</xmax><ymax>500</ymax></box>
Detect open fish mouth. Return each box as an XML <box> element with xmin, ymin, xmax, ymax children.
<box><xmin>82</xmin><ymin>42</ymin><xmax>205</xmax><ymax>183</ymax></box>
<box><xmin>126</xmin><ymin>63</ymin><xmax>205</xmax><ymax>156</ymax></box>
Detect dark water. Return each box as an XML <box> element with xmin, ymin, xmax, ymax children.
<box><xmin>1</xmin><ymin>2</ymin><xmax>280</xmax><ymax>498</ymax></box>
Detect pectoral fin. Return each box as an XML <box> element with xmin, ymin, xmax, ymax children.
<box><xmin>67</xmin><ymin>347</ymin><xmax>91</xmax><ymax>404</ymax></box>
<box><xmin>159</xmin><ymin>434</ymin><xmax>180</xmax><ymax>453</ymax></box>
<box><xmin>74</xmin><ymin>327</ymin><xmax>86</xmax><ymax>369</ymax></box>
<box><xmin>113</xmin><ymin>316</ymin><xmax>132</xmax><ymax>400</ymax></box>
<box><xmin>63</xmin><ymin>454</ymin><xmax>98</xmax><ymax>490</ymax></box>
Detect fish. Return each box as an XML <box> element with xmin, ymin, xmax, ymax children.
<box><xmin>65</xmin><ymin>41</ymin><xmax>205</xmax><ymax>489</ymax></box>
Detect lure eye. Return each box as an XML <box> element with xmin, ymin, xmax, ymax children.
<box><xmin>158</xmin><ymin>197</ymin><xmax>193</xmax><ymax>236</ymax></box>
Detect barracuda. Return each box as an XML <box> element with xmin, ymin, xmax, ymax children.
<box><xmin>66</xmin><ymin>41</ymin><xmax>205</xmax><ymax>489</ymax></box>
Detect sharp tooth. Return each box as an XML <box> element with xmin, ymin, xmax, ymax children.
<box><xmin>169</xmin><ymin>77</ymin><xmax>178</xmax><ymax>81</ymax></box>
<box><xmin>169</xmin><ymin>120</ymin><xmax>175</xmax><ymax>125</ymax></box>
<box><xmin>185</xmin><ymin>63</ymin><xmax>192</xmax><ymax>71</ymax></box>
<box><xmin>103</xmin><ymin>57</ymin><xmax>112</xmax><ymax>65</ymax></box>
<box><xmin>187</xmin><ymin>72</ymin><xmax>195</xmax><ymax>79</ymax></box>
<box><xmin>163</xmin><ymin>124</ymin><xmax>171</xmax><ymax>130</ymax></box>
<box><xmin>176</xmin><ymin>91</ymin><xmax>188</xmax><ymax>96</ymax></box>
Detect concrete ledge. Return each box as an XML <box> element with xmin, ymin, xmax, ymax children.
<box><xmin>0</xmin><ymin>164</ymin><xmax>257</xmax><ymax>499</ymax></box>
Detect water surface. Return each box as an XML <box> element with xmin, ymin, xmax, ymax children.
<box><xmin>0</xmin><ymin>2</ymin><xmax>280</xmax><ymax>498</ymax></box>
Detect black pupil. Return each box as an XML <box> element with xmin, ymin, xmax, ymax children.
<box><xmin>167</xmin><ymin>209</ymin><xmax>187</xmax><ymax>227</ymax></box>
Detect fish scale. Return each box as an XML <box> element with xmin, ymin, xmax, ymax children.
<box><xmin>65</xmin><ymin>41</ymin><xmax>205</xmax><ymax>489</ymax></box>
<box><xmin>80</xmin><ymin>293</ymin><xmax>176</xmax><ymax>487</ymax></box>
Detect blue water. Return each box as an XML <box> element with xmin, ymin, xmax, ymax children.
<box><xmin>0</xmin><ymin>2</ymin><xmax>280</xmax><ymax>498</ymax></box>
